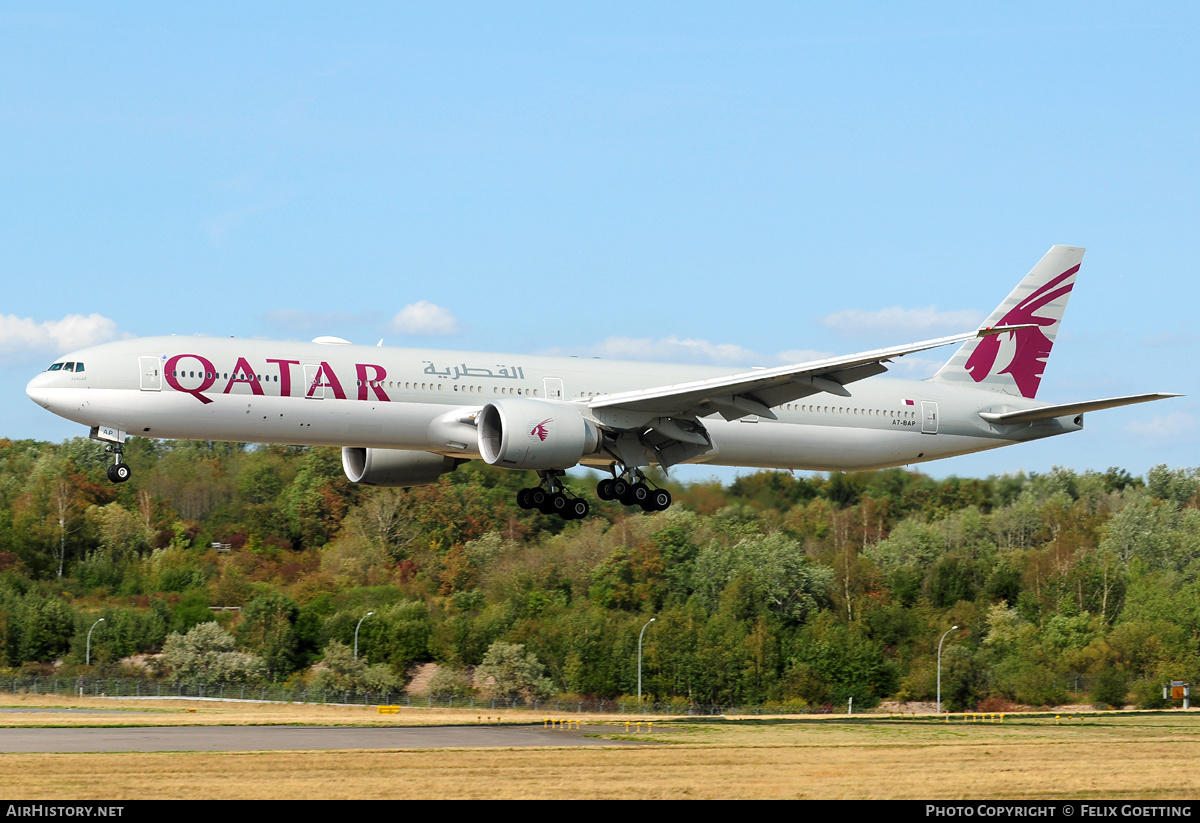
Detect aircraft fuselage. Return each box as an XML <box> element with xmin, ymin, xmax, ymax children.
<box><xmin>25</xmin><ymin>335</ymin><xmax>1074</xmax><ymax>473</ymax></box>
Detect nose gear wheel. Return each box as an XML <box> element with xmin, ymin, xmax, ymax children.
<box><xmin>103</xmin><ymin>443</ymin><xmax>131</xmax><ymax>484</ymax></box>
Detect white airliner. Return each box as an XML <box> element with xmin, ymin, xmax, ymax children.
<box><xmin>26</xmin><ymin>246</ymin><xmax>1177</xmax><ymax>519</ymax></box>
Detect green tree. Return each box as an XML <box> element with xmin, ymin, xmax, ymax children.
<box><xmin>309</xmin><ymin>640</ymin><xmax>401</xmax><ymax>696</ymax></box>
<box><xmin>692</xmin><ymin>534</ymin><xmax>831</xmax><ymax>624</ymax></box>
<box><xmin>474</xmin><ymin>641</ymin><xmax>554</xmax><ymax>701</ymax></box>
<box><xmin>238</xmin><ymin>592</ymin><xmax>300</xmax><ymax>679</ymax></box>
<box><xmin>162</xmin><ymin>622</ymin><xmax>265</xmax><ymax>685</ymax></box>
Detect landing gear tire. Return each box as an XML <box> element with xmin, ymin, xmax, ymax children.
<box><xmin>611</xmin><ymin>478</ymin><xmax>629</xmax><ymax>499</ymax></box>
<box><xmin>623</xmin><ymin>482</ymin><xmax>650</xmax><ymax>508</ymax></box>
<box><xmin>521</xmin><ymin>471</ymin><xmax>595</xmax><ymax>520</ymax></box>
<box><xmin>107</xmin><ymin>464</ymin><xmax>131</xmax><ymax>483</ymax></box>
<box><xmin>647</xmin><ymin>488</ymin><xmax>671</xmax><ymax>511</ymax></box>
<box><xmin>597</xmin><ymin>479</ymin><xmax>615</xmax><ymax>501</ymax></box>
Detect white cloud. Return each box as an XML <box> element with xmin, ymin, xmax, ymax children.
<box><xmin>1142</xmin><ymin>330</ymin><xmax>1200</xmax><ymax>347</ymax></box>
<box><xmin>821</xmin><ymin>306</ymin><xmax>984</xmax><ymax>338</ymax></box>
<box><xmin>777</xmin><ymin>348</ymin><xmax>835</xmax><ymax>365</ymax></box>
<box><xmin>583</xmin><ymin>335</ymin><xmax>761</xmax><ymax>366</ymax></box>
<box><xmin>264</xmin><ymin>309</ymin><xmax>376</xmax><ymax>332</ymax></box>
<box><xmin>1126</xmin><ymin>412</ymin><xmax>1197</xmax><ymax>442</ymax></box>
<box><xmin>546</xmin><ymin>338</ymin><xmax>837</xmax><ymax>368</ymax></box>
<box><xmin>204</xmin><ymin>204</ymin><xmax>268</xmax><ymax>245</ymax></box>
<box><xmin>884</xmin><ymin>356</ymin><xmax>945</xmax><ymax>378</ymax></box>
<box><xmin>0</xmin><ymin>313</ymin><xmax>122</xmax><ymax>356</ymax></box>
<box><xmin>390</xmin><ymin>301</ymin><xmax>462</xmax><ymax>336</ymax></box>
<box><xmin>547</xmin><ymin>336</ymin><xmax>944</xmax><ymax>375</ymax></box>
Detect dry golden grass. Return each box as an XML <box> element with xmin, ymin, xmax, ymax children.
<box><xmin>1</xmin><ymin>696</ymin><xmax>1198</xmax><ymax>799</ymax></box>
<box><xmin>0</xmin><ymin>692</ymin><xmax>575</xmax><ymax>727</ymax></box>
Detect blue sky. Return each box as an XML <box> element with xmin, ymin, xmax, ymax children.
<box><xmin>3</xmin><ymin>3</ymin><xmax>1197</xmax><ymax>483</ymax></box>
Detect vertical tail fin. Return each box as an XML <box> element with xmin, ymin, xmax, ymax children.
<box><xmin>930</xmin><ymin>245</ymin><xmax>1085</xmax><ymax>399</ymax></box>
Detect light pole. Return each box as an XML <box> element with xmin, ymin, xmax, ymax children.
<box><xmin>355</xmin><ymin>612</ymin><xmax>374</xmax><ymax>660</ymax></box>
<box><xmin>937</xmin><ymin>625</ymin><xmax>959</xmax><ymax>714</ymax></box>
<box><xmin>86</xmin><ymin>618</ymin><xmax>105</xmax><ymax>666</ymax></box>
<box><xmin>638</xmin><ymin>617</ymin><xmax>656</xmax><ymax>704</ymax></box>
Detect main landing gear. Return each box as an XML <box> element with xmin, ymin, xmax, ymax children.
<box><xmin>596</xmin><ymin>469</ymin><xmax>672</xmax><ymax>512</ymax></box>
<box><xmin>514</xmin><ymin>469</ymin><xmax>673</xmax><ymax>520</ymax></box>
<box><xmin>104</xmin><ymin>443</ymin><xmax>131</xmax><ymax>484</ymax></box>
<box><xmin>516</xmin><ymin>471</ymin><xmax>590</xmax><ymax>520</ymax></box>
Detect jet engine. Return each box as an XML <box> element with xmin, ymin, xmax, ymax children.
<box><xmin>341</xmin><ymin>447</ymin><xmax>463</xmax><ymax>487</ymax></box>
<box><xmin>477</xmin><ymin>398</ymin><xmax>602</xmax><ymax>470</ymax></box>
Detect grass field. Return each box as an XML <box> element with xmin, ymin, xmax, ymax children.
<box><xmin>0</xmin><ymin>695</ymin><xmax>1196</xmax><ymax>799</ymax></box>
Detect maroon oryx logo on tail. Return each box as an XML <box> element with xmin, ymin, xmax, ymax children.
<box><xmin>965</xmin><ymin>265</ymin><xmax>1078</xmax><ymax>398</ymax></box>
<box><xmin>531</xmin><ymin>418</ymin><xmax>552</xmax><ymax>441</ymax></box>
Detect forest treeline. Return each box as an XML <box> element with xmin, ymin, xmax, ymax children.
<box><xmin>1</xmin><ymin>434</ymin><xmax>1198</xmax><ymax>710</ymax></box>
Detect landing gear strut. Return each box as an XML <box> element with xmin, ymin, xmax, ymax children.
<box><xmin>104</xmin><ymin>443</ymin><xmax>131</xmax><ymax>483</ymax></box>
<box><xmin>515</xmin><ymin>471</ymin><xmax>590</xmax><ymax>520</ymax></box>
<box><xmin>596</xmin><ymin>468</ymin><xmax>671</xmax><ymax>512</ymax></box>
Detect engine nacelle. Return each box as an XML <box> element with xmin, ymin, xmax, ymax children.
<box><xmin>341</xmin><ymin>447</ymin><xmax>463</xmax><ymax>487</ymax></box>
<box><xmin>478</xmin><ymin>398</ymin><xmax>602</xmax><ymax>470</ymax></box>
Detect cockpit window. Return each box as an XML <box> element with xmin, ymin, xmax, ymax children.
<box><xmin>64</xmin><ymin>362</ymin><xmax>75</xmax><ymax>372</ymax></box>
<box><xmin>47</xmin><ymin>363</ymin><xmax>64</xmax><ymax>371</ymax></box>
<box><xmin>73</xmin><ymin>363</ymin><xmax>84</xmax><ymax>373</ymax></box>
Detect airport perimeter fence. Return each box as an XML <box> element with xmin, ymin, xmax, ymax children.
<box><xmin>0</xmin><ymin>675</ymin><xmax>822</xmax><ymax>716</ymax></box>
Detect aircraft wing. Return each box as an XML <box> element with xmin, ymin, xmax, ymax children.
<box><xmin>978</xmin><ymin>393</ymin><xmax>1182</xmax><ymax>424</ymax></box>
<box><xmin>587</xmin><ymin>327</ymin><xmax>1024</xmax><ymax>423</ymax></box>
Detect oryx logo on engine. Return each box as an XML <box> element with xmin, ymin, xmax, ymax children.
<box><xmin>530</xmin><ymin>418</ymin><xmax>552</xmax><ymax>441</ymax></box>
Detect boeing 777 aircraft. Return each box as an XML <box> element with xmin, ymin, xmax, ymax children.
<box><xmin>26</xmin><ymin>246</ymin><xmax>1177</xmax><ymax>519</ymax></box>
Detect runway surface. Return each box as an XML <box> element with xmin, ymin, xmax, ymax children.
<box><xmin>0</xmin><ymin>724</ymin><xmax>648</xmax><ymax>753</ymax></box>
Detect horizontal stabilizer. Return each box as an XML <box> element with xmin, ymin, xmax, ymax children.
<box><xmin>978</xmin><ymin>393</ymin><xmax>1181</xmax><ymax>424</ymax></box>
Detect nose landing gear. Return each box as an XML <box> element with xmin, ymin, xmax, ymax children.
<box><xmin>103</xmin><ymin>444</ymin><xmax>131</xmax><ymax>483</ymax></box>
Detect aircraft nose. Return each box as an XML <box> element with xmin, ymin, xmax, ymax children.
<box><xmin>26</xmin><ymin>374</ymin><xmax>50</xmax><ymax>408</ymax></box>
